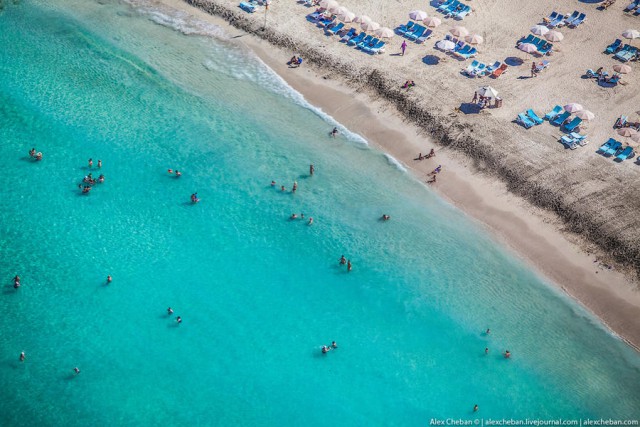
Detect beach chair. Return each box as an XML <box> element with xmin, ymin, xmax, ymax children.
<box><xmin>570</xmin><ymin>132</ymin><xmax>589</xmax><ymax>146</ymax></box>
<box><xmin>239</xmin><ymin>2</ymin><xmax>256</xmax><ymax>13</ymax></box>
<box><xmin>560</xmin><ymin>135</ymin><xmax>578</xmax><ymax>150</ymax></box>
<box><xmin>605</xmin><ymin>140</ymin><xmax>623</xmax><ymax>156</ymax></box>
<box><xmin>416</xmin><ymin>29</ymin><xmax>433</xmax><ymax>44</ymax></box>
<box><xmin>485</xmin><ymin>61</ymin><xmax>501</xmax><ymax>74</ymax></box>
<box><xmin>526</xmin><ymin>109</ymin><xmax>544</xmax><ymax>125</ymax></box>
<box><xmin>437</xmin><ymin>0</ymin><xmax>455</xmax><ymax>12</ymax></box>
<box><xmin>535</xmin><ymin>60</ymin><xmax>550</xmax><ymax>72</ymax></box>
<box><xmin>348</xmin><ymin>32</ymin><xmax>366</xmax><ymax>46</ymax></box>
<box><xmin>548</xmin><ymin>13</ymin><xmax>565</xmax><ymax>28</ymax></box>
<box><xmin>544</xmin><ymin>105</ymin><xmax>563</xmax><ymax>120</ymax></box>
<box><xmin>569</xmin><ymin>13</ymin><xmax>586</xmax><ymax>28</ymax></box>
<box><xmin>614</xmin><ymin>115</ymin><xmax>627</xmax><ymax>128</ymax></box>
<box><xmin>545</xmin><ymin>11</ymin><xmax>559</xmax><ymax>24</ymax></box>
<box><xmin>397</xmin><ymin>21</ymin><xmax>415</xmax><ymax>36</ymax></box>
<box><xmin>563</xmin><ymin>117</ymin><xmax>583</xmax><ymax>132</ymax></box>
<box><xmin>406</xmin><ymin>25</ymin><xmax>426</xmax><ymax>41</ymax></box>
<box><xmin>307</xmin><ymin>11</ymin><xmax>322</xmax><ymax>22</ymax></box>
<box><xmin>318</xmin><ymin>15</ymin><xmax>335</xmax><ymax>28</ymax></box>
<box><xmin>462</xmin><ymin>60</ymin><xmax>480</xmax><ymax>76</ymax></box>
<box><xmin>367</xmin><ymin>40</ymin><xmax>386</xmax><ymax>54</ymax></box>
<box><xmin>605</xmin><ymin>39</ymin><xmax>622</xmax><ymax>54</ymax></box>
<box><xmin>356</xmin><ymin>35</ymin><xmax>374</xmax><ymax>49</ymax></box>
<box><xmin>520</xmin><ymin>34</ymin><xmax>535</xmax><ymax>45</ymax></box>
<box><xmin>560</xmin><ymin>11</ymin><xmax>579</xmax><ymax>27</ymax></box>
<box><xmin>517</xmin><ymin>113</ymin><xmax>535</xmax><ymax>129</ymax></box>
<box><xmin>454</xmin><ymin>5</ymin><xmax>472</xmax><ymax>19</ymax></box>
<box><xmin>551</xmin><ymin>111</ymin><xmax>571</xmax><ymax>126</ymax></box>
<box><xmin>340</xmin><ymin>28</ymin><xmax>356</xmax><ymax>42</ymax></box>
<box><xmin>598</xmin><ymin>138</ymin><xmax>616</xmax><ymax>153</ymax></box>
<box><xmin>453</xmin><ymin>44</ymin><xmax>472</xmax><ymax>57</ymax></box>
<box><xmin>616</xmin><ymin>146</ymin><xmax>634</xmax><ymax>161</ymax></box>
<box><xmin>326</xmin><ymin>22</ymin><xmax>344</xmax><ymax>35</ymax></box>
<box><xmin>491</xmin><ymin>63</ymin><xmax>508</xmax><ymax>78</ymax></box>
<box><xmin>538</xmin><ymin>42</ymin><xmax>553</xmax><ymax>55</ymax></box>
<box><xmin>625</xmin><ymin>0</ymin><xmax>640</xmax><ymax>11</ymax></box>
<box><xmin>459</xmin><ymin>47</ymin><xmax>477</xmax><ymax>59</ymax></box>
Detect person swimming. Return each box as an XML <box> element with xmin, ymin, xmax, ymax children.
<box><xmin>98</xmin><ymin>174</ymin><xmax>105</xmax><ymax>183</ymax></box>
<box><xmin>14</xmin><ymin>275</ymin><xmax>20</xmax><ymax>284</ymax></box>
<box><xmin>331</xmin><ymin>127</ymin><xmax>338</xmax><ymax>137</ymax></box>
<box><xmin>176</xmin><ymin>316</ymin><xmax>182</xmax><ymax>324</ymax></box>
<box><xmin>331</xmin><ymin>341</ymin><xmax>338</xmax><ymax>349</ymax></box>
<box><xmin>107</xmin><ymin>275</ymin><xmax>112</xmax><ymax>284</ymax></box>
<box><xmin>88</xmin><ymin>158</ymin><xmax>93</xmax><ymax>168</ymax></box>
<box><xmin>290</xmin><ymin>213</ymin><xmax>298</xmax><ymax>219</ymax></box>
<box><xmin>504</xmin><ymin>350</ymin><xmax>511</xmax><ymax>358</ymax></box>
<box><xmin>308</xmin><ymin>217</ymin><xmax>313</xmax><ymax>225</ymax></box>
<box><xmin>167</xmin><ymin>307</ymin><xmax>174</xmax><ymax>315</ymax></box>
<box><xmin>292</xmin><ymin>181</ymin><xmax>298</xmax><ymax>193</ymax></box>
<box><xmin>321</xmin><ymin>345</ymin><xmax>329</xmax><ymax>354</ymax></box>
<box><xmin>19</xmin><ymin>352</ymin><xmax>25</xmax><ymax>362</ymax></box>
<box><xmin>281</xmin><ymin>185</ymin><xmax>286</xmax><ymax>192</ymax></box>
<box><xmin>191</xmin><ymin>193</ymin><xmax>200</xmax><ymax>203</ymax></box>
<box><xmin>168</xmin><ymin>169</ymin><xmax>173</xmax><ymax>174</ymax></box>
<box><xmin>382</xmin><ymin>214</ymin><xmax>390</xmax><ymax>221</ymax></box>
<box><xmin>82</xmin><ymin>186</ymin><xmax>91</xmax><ymax>194</ymax></box>
<box><xmin>29</xmin><ymin>148</ymin><xmax>36</xmax><ymax>158</ymax></box>
<box><xmin>74</xmin><ymin>367</ymin><xmax>81</xmax><ymax>374</ymax></box>
<box><xmin>271</xmin><ymin>180</ymin><xmax>276</xmax><ymax>186</ymax></box>
<box><xmin>347</xmin><ymin>260</ymin><xmax>352</xmax><ymax>272</ymax></box>
<box><xmin>35</xmin><ymin>152</ymin><xmax>43</xmax><ymax>161</ymax></box>
<box><xmin>97</xmin><ymin>160</ymin><xmax>102</xmax><ymax>168</ymax></box>
<box><xmin>175</xmin><ymin>170</ymin><xmax>181</xmax><ymax>177</ymax></box>
<box><xmin>339</xmin><ymin>255</ymin><xmax>346</xmax><ymax>265</ymax></box>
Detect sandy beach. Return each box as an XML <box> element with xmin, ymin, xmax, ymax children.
<box><xmin>155</xmin><ymin>0</ymin><xmax>640</xmax><ymax>349</ymax></box>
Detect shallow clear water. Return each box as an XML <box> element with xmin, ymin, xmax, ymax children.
<box><xmin>0</xmin><ymin>1</ymin><xmax>639</xmax><ymax>425</ymax></box>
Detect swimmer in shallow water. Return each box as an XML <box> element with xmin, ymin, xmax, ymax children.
<box><xmin>167</xmin><ymin>307</ymin><xmax>173</xmax><ymax>315</ymax></box>
<box><xmin>107</xmin><ymin>275</ymin><xmax>112</xmax><ymax>284</ymax></box>
<box><xmin>331</xmin><ymin>127</ymin><xmax>338</xmax><ymax>138</ymax></box>
<box><xmin>504</xmin><ymin>350</ymin><xmax>511</xmax><ymax>359</ymax></box>
<box><xmin>74</xmin><ymin>367</ymin><xmax>81</xmax><ymax>374</ymax></box>
<box><xmin>20</xmin><ymin>352</ymin><xmax>25</xmax><ymax>362</ymax></box>
<box><xmin>382</xmin><ymin>214</ymin><xmax>390</xmax><ymax>221</ymax></box>
<box><xmin>347</xmin><ymin>260</ymin><xmax>352</xmax><ymax>272</ymax></box>
<box><xmin>290</xmin><ymin>213</ymin><xmax>298</xmax><ymax>220</ymax></box>
<box><xmin>331</xmin><ymin>341</ymin><xmax>338</xmax><ymax>349</ymax></box>
<box><xmin>322</xmin><ymin>345</ymin><xmax>329</xmax><ymax>354</ymax></box>
<box><xmin>176</xmin><ymin>316</ymin><xmax>182</xmax><ymax>324</ymax></box>
<box><xmin>339</xmin><ymin>255</ymin><xmax>346</xmax><ymax>265</ymax></box>
<box><xmin>308</xmin><ymin>217</ymin><xmax>313</xmax><ymax>225</ymax></box>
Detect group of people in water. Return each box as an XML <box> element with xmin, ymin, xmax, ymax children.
<box><xmin>78</xmin><ymin>158</ymin><xmax>105</xmax><ymax>194</ymax></box>
<box><xmin>29</xmin><ymin>148</ymin><xmax>43</xmax><ymax>161</ymax></box>
<box><xmin>321</xmin><ymin>341</ymin><xmax>338</xmax><ymax>354</ymax></box>
<box><xmin>167</xmin><ymin>307</ymin><xmax>182</xmax><ymax>324</ymax></box>
<box><xmin>339</xmin><ymin>255</ymin><xmax>352</xmax><ymax>272</ymax></box>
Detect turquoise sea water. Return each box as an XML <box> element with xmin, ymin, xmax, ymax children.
<box><xmin>1</xmin><ymin>1</ymin><xmax>639</xmax><ymax>425</ymax></box>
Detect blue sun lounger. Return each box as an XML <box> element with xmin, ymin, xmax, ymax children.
<box><xmin>616</xmin><ymin>146</ymin><xmax>634</xmax><ymax>161</ymax></box>
<box><xmin>397</xmin><ymin>21</ymin><xmax>415</xmax><ymax>35</ymax></box>
<box><xmin>348</xmin><ymin>32</ymin><xmax>366</xmax><ymax>46</ymax></box>
<box><xmin>239</xmin><ymin>2</ymin><xmax>256</xmax><ymax>13</ymax></box>
<box><xmin>548</xmin><ymin>12</ymin><xmax>565</xmax><ymax>28</ymax></box>
<box><xmin>517</xmin><ymin>113</ymin><xmax>535</xmax><ymax>129</ymax></box>
<box><xmin>561</xmin><ymin>11</ymin><xmax>579</xmax><ymax>26</ymax></box>
<box><xmin>563</xmin><ymin>117</ymin><xmax>582</xmax><ymax>132</ymax></box>
<box><xmin>598</xmin><ymin>138</ymin><xmax>616</xmax><ymax>153</ymax></box>
<box><xmin>551</xmin><ymin>111</ymin><xmax>570</xmax><ymax>126</ymax></box>
<box><xmin>526</xmin><ymin>109</ymin><xmax>544</xmax><ymax>125</ymax></box>
<box><xmin>606</xmin><ymin>39</ymin><xmax>622</xmax><ymax>54</ymax></box>
<box><xmin>605</xmin><ymin>140</ymin><xmax>623</xmax><ymax>156</ymax></box>
<box><xmin>544</xmin><ymin>105</ymin><xmax>563</xmax><ymax>120</ymax></box>
<box><xmin>340</xmin><ymin>28</ymin><xmax>356</xmax><ymax>42</ymax></box>
<box><xmin>356</xmin><ymin>35</ymin><xmax>374</xmax><ymax>49</ymax></box>
<box><xmin>406</xmin><ymin>25</ymin><xmax>426</xmax><ymax>41</ymax></box>
<box><xmin>560</xmin><ymin>135</ymin><xmax>578</xmax><ymax>149</ymax></box>
<box><xmin>569</xmin><ymin>13</ymin><xmax>586</xmax><ymax>27</ymax></box>
<box><xmin>416</xmin><ymin>29</ymin><xmax>433</xmax><ymax>44</ymax></box>
<box><xmin>570</xmin><ymin>132</ymin><xmax>588</xmax><ymax>146</ymax></box>
<box><xmin>326</xmin><ymin>22</ymin><xmax>344</xmax><ymax>35</ymax></box>
<box><xmin>364</xmin><ymin>40</ymin><xmax>385</xmax><ymax>54</ymax></box>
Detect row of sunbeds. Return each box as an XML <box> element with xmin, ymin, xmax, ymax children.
<box><xmin>598</xmin><ymin>139</ymin><xmax>635</xmax><ymax>161</ymax></box>
<box><xmin>438</xmin><ymin>34</ymin><xmax>478</xmax><ymax>59</ymax></box>
<box><xmin>306</xmin><ymin>12</ymin><xmax>386</xmax><ymax>54</ymax></box>
<box><xmin>396</xmin><ymin>21</ymin><xmax>433</xmax><ymax>44</ymax></box>
<box><xmin>517</xmin><ymin>34</ymin><xmax>553</xmax><ymax>55</ymax></box>
<box><xmin>543</xmin><ymin>11</ymin><xmax>586</xmax><ymax>28</ymax></box>
<box><xmin>462</xmin><ymin>60</ymin><xmax>508</xmax><ymax>78</ymax></box>
<box><xmin>605</xmin><ymin>39</ymin><xmax>638</xmax><ymax>61</ymax></box>
<box><xmin>517</xmin><ymin>106</ymin><xmax>585</xmax><ymax>134</ymax></box>
<box><xmin>435</xmin><ymin>0</ymin><xmax>472</xmax><ymax>20</ymax></box>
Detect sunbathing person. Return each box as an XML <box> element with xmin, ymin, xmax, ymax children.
<box><xmin>287</xmin><ymin>56</ymin><xmax>298</xmax><ymax>66</ymax></box>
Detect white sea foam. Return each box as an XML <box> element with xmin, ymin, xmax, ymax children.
<box><xmin>122</xmin><ymin>0</ymin><xmax>370</xmax><ymax>148</ymax></box>
<box><xmin>384</xmin><ymin>153</ymin><xmax>407</xmax><ymax>173</ymax></box>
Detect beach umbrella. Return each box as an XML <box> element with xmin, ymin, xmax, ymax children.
<box><xmin>545</xmin><ymin>30</ymin><xmax>564</xmax><ymax>42</ymax></box>
<box><xmin>530</xmin><ymin>25</ymin><xmax>549</xmax><ymax>36</ymax></box>
<box><xmin>622</xmin><ymin>29</ymin><xmax>640</xmax><ymax>39</ymax></box>
<box><xmin>319</xmin><ymin>0</ymin><xmax>338</xmax><ymax>10</ymax></box>
<box><xmin>409</xmin><ymin>10</ymin><xmax>428</xmax><ymax>21</ymax></box>
<box><xmin>465</xmin><ymin>34</ymin><xmax>484</xmax><ymax>45</ymax></box>
<box><xmin>375</xmin><ymin>27</ymin><xmax>395</xmax><ymax>38</ymax></box>
<box><xmin>476</xmin><ymin>86</ymin><xmax>499</xmax><ymax>99</ymax></box>
<box><xmin>519</xmin><ymin>43</ymin><xmax>538</xmax><ymax>54</ymax></box>
<box><xmin>564</xmin><ymin>103</ymin><xmax>584</xmax><ymax>113</ymax></box>
<box><xmin>337</xmin><ymin>10</ymin><xmax>356</xmax><ymax>22</ymax></box>
<box><xmin>618</xmin><ymin>127</ymin><xmax>638</xmax><ymax>138</ymax></box>
<box><xmin>613</xmin><ymin>64</ymin><xmax>632</xmax><ymax>74</ymax></box>
<box><xmin>423</xmin><ymin>16</ymin><xmax>442</xmax><ymax>28</ymax></box>
<box><xmin>450</xmin><ymin>26</ymin><xmax>469</xmax><ymax>38</ymax></box>
<box><xmin>360</xmin><ymin>20</ymin><xmax>380</xmax><ymax>31</ymax></box>
<box><xmin>575</xmin><ymin>110</ymin><xmax>595</xmax><ymax>121</ymax></box>
<box><xmin>353</xmin><ymin>14</ymin><xmax>371</xmax><ymax>23</ymax></box>
<box><xmin>436</xmin><ymin>40</ymin><xmax>456</xmax><ymax>51</ymax></box>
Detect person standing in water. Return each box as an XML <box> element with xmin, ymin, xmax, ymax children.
<box><xmin>88</xmin><ymin>158</ymin><xmax>93</xmax><ymax>168</ymax></box>
<box><xmin>339</xmin><ymin>255</ymin><xmax>346</xmax><ymax>265</ymax></box>
<box><xmin>292</xmin><ymin>181</ymin><xmax>298</xmax><ymax>193</ymax></box>
<box><xmin>20</xmin><ymin>352</ymin><xmax>25</xmax><ymax>362</ymax></box>
<box><xmin>107</xmin><ymin>275</ymin><xmax>112</xmax><ymax>284</ymax></box>
<box><xmin>310</xmin><ymin>164</ymin><xmax>314</xmax><ymax>176</ymax></box>
<box><xmin>331</xmin><ymin>127</ymin><xmax>338</xmax><ymax>138</ymax></box>
<box><xmin>347</xmin><ymin>260</ymin><xmax>352</xmax><ymax>272</ymax></box>
<box><xmin>74</xmin><ymin>367</ymin><xmax>81</xmax><ymax>375</ymax></box>
<box><xmin>97</xmin><ymin>160</ymin><xmax>102</xmax><ymax>168</ymax></box>
<box><xmin>176</xmin><ymin>316</ymin><xmax>182</xmax><ymax>324</ymax></box>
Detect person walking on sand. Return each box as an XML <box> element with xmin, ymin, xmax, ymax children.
<box><xmin>531</xmin><ymin>61</ymin><xmax>537</xmax><ymax>78</ymax></box>
<box><xmin>401</xmin><ymin>40</ymin><xmax>407</xmax><ymax>56</ymax></box>
<box><xmin>472</xmin><ymin>92</ymin><xmax>478</xmax><ymax>103</ymax></box>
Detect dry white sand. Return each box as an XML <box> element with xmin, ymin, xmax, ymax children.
<box><xmin>156</xmin><ymin>0</ymin><xmax>640</xmax><ymax>349</ymax></box>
